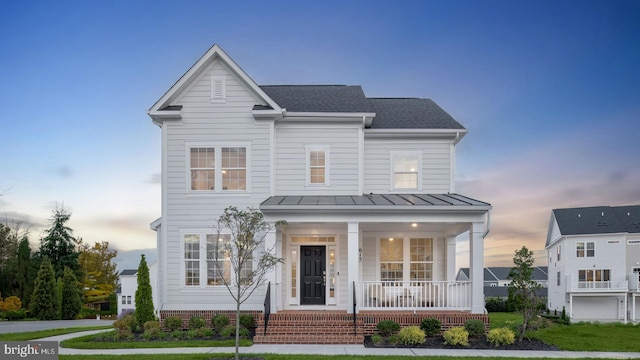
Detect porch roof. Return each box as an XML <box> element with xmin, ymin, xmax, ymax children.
<box><xmin>260</xmin><ymin>193</ymin><xmax>490</xmax><ymax>213</ymax></box>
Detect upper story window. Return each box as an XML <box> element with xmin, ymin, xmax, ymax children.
<box><xmin>556</xmin><ymin>246</ymin><xmax>561</xmax><ymax>261</ymax></box>
<box><xmin>390</xmin><ymin>151</ymin><xmax>422</xmax><ymax>191</ymax></box>
<box><xmin>306</xmin><ymin>145</ymin><xmax>330</xmax><ymax>186</ymax></box>
<box><xmin>188</xmin><ymin>144</ymin><xmax>248</xmax><ymax>192</ymax></box>
<box><xmin>576</xmin><ymin>242</ymin><xmax>595</xmax><ymax>257</ymax></box>
<box><xmin>210</xmin><ymin>75</ymin><xmax>226</xmax><ymax>102</ymax></box>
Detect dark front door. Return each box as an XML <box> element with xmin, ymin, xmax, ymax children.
<box><xmin>300</xmin><ymin>246</ymin><xmax>326</xmax><ymax>305</ymax></box>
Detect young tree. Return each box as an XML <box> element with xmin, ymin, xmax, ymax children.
<box><xmin>30</xmin><ymin>257</ymin><xmax>59</xmax><ymax>320</ymax></box>
<box><xmin>61</xmin><ymin>267</ymin><xmax>83</xmax><ymax>320</ymax></box>
<box><xmin>39</xmin><ymin>206</ymin><xmax>81</xmax><ymax>279</ymax></box>
<box><xmin>507</xmin><ymin>246</ymin><xmax>542</xmax><ymax>342</ymax></box>
<box><xmin>214</xmin><ymin>206</ymin><xmax>284</xmax><ymax>360</ymax></box>
<box><xmin>134</xmin><ymin>254</ymin><xmax>155</xmax><ymax>327</ymax></box>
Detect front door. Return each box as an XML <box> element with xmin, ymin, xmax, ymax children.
<box><xmin>300</xmin><ymin>246</ymin><xmax>326</xmax><ymax>305</ymax></box>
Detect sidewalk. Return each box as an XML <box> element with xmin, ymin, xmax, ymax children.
<box><xmin>38</xmin><ymin>330</ymin><xmax>640</xmax><ymax>358</ymax></box>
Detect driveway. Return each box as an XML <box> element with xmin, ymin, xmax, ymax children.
<box><xmin>0</xmin><ymin>319</ymin><xmax>114</xmax><ymax>334</ymax></box>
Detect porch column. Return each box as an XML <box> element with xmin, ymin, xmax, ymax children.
<box><xmin>446</xmin><ymin>236</ymin><xmax>456</xmax><ymax>281</ymax></box>
<box><xmin>347</xmin><ymin>221</ymin><xmax>359</xmax><ymax>313</ymax></box>
<box><xmin>264</xmin><ymin>225</ymin><xmax>278</xmax><ymax>313</ymax></box>
<box><xmin>469</xmin><ymin>222</ymin><xmax>485</xmax><ymax>314</ymax></box>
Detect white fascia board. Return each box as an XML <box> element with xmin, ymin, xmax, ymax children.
<box><xmin>148</xmin><ymin>110</ymin><xmax>182</xmax><ymax>126</ymax></box>
<box><xmin>365</xmin><ymin>128</ymin><xmax>468</xmax><ymax>141</ymax></box>
<box><xmin>148</xmin><ymin>44</ymin><xmax>281</xmax><ymax>114</ymax></box>
<box><xmin>150</xmin><ymin>217</ymin><xmax>162</xmax><ymax>231</ymax></box>
<box><xmin>283</xmin><ymin>112</ymin><xmax>376</xmax><ymax>125</ymax></box>
<box><xmin>260</xmin><ymin>204</ymin><xmax>491</xmax><ymax>214</ymax></box>
<box><xmin>252</xmin><ymin>109</ymin><xmax>283</xmax><ymax>121</ymax></box>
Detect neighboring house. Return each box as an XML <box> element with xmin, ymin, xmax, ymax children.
<box><xmin>456</xmin><ymin>267</ymin><xmax>548</xmax><ymax>299</ymax></box>
<box><xmin>546</xmin><ymin>205</ymin><xmax>640</xmax><ymax>323</ymax></box>
<box><xmin>116</xmin><ymin>263</ymin><xmax>159</xmax><ymax>317</ymax></box>
<box><xmin>147</xmin><ymin>44</ymin><xmax>491</xmax><ymax>342</ymax></box>
<box><xmin>456</xmin><ymin>266</ymin><xmax>549</xmax><ymax>288</ymax></box>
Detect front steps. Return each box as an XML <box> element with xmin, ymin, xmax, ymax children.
<box><xmin>254</xmin><ymin>311</ymin><xmax>364</xmax><ymax>344</ymax></box>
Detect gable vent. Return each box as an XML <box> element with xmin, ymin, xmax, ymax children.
<box><xmin>211</xmin><ymin>75</ymin><xmax>226</xmax><ymax>102</ymax></box>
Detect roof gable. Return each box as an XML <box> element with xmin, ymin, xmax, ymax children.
<box><xmin>148</xmin><ymin>44</ymin><xmax>280</xmax><ymax>116</ymax></box>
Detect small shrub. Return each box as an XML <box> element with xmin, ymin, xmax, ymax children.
<box><xmin>398</xmin><ymin>326</ymin><xmax>425</xmax><ymax>345</ymax></box>
<box><xmin>4</xmin><ymin>309</ymin><xmax>27</xmax><ymax>321</ymax></box>
<box><xmin>485</xmin><ymin>297</ymin><xmax>507</xmax><ymax>312</ymax></box>
<box><xmin>420</xmin><ymin>317</ymin><xmax>442</xmax><ymax>337</ymax></box>
<box><xmin>443</xmin><ymin>326</ymin><xmax>469</xmax><ymax>347</ymax></box>
<box><xmin>388</xmin><ymin>333</ymin><xmax>401</xmax><ymax>345</ymax></box>
<box><xmin>113</xmin><ymin>314</ymin><xmax>136</xmax><ymax>332</ymax></box>
<box><xmin>169</xmin><ymin>330</ymin><xmax>185</xmax><ymax>340</ymax></box>
<box><xmin>115</xmin><ymin>329</ymin><xmax>134</xmax><ymax>341</ymax></box>
<box><xmin>1</xmin><ymin>296</ymin><xmax>22</xmax><ymax>311</ymax></box>
<box><xmin>143</xmin><ymin>320</ymin><xmax>163</xmax><ymax>339</ymax></box>
<box><xmin>193</xmin><ymin>327</ymin><xmax>213</xmax><ymax>338</ymax></box>
<box><xmin>188</xmin><ymin>316</ymin><xmax>207</xmax><ymax>330</ymax></box>
<box><xmin>464</xmin><ymin>319</ymin><xmax>485</xmax><ymax>338</ymax></box>
<box><xmin>377</xmin><ymin>320</ymin><xmax>400</xmax><ymax>337</ymax></box>
<box><xmin>487</xmin><ymin>327</ymin><xmax>515</xmax><ymax>347</ymax></box>
<box><xmin>370</xmin><ymin>334</ymin><xmax>383</xmax><ymax>345</ymax></box>
<box><xmin>212</xmin><ymin>314</ymin><xmax>230</xmax><ymax>331</ymax></box>
<box><xmin>220</xmin><ymin>325</ymin><xmax>236</xmax><ymax>337</ymax></box>
<box><xmin>163</xmin><ymin>316</ymin><xmax>183</xmax><ymax>331</ymax></box>
<box><xmin>239</xmin><ymin>313</ymin><xmax>256</xmax><ymax>329</ymax></box>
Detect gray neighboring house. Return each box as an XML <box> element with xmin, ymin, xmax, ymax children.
<box><xmin>456</xmin><ymin>266</ymin><xmax>548</xmax><ymax>298</ymax></box>
<box><xmin>546</xmin><ymin>205</ymin><xmax>640</xmax><ymax>323</ymax></box>
<box><xmin>116</xmin><ymin>263</ymin><xmax>159</xmax><ymax>317</ymax></box>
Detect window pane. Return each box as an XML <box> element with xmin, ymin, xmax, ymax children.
<box><xmin>394</xmin><ymin>156</ymin><xmax>418</xmax><ymax>172</ymax></box>
<box><xmin>576</xmin><ymin>242</ymin><xmax>584</xmax><ymax>257</ymax></box>
<box><xmin>380</xmin><ymin>263</ymin><xmax>403</xmax><ymax>282</ymax></box>
<box><xmin>394</xmin><ymin>173</ymin><xmax>418</xmax><ymax>189</ymax></box>
<box><xmin>190</xmin><ymin>148</ymin><xmax>215</xmax><ymax>190</ymax></box>
<box><xmin>222</xmin><ymin>170</ymin><xmax>246</xmax><ymax>190</ymax></box>
<box><xmin>310</xmin><ymin>168</ymin><xmax>325</xmax><ymax>184</ymax></box>
<box><xmin>380</xmin><ymin>238</ymin><xmax>403</xmax><ymax>261</ymax></box>
<box><xmin>310</xmin><ymin>150</ymin><xmax>325</xmax><ymax>166</ymax></box>
<box><xmin>207</xmin><ymin>234</ymin><xmax>230</xmax><ymax>285</ymax></box>
<box><xmin>221</xmin><ymin>147</ymin><xmax>246</xmax><ymax>191</ymax></box>
<box><xmin>586</xmin><ymin>242</ymin><xmax>595</xmax><ymax>257</ymax></box>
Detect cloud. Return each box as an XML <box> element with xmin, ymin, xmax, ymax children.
<box><xmin>145</xmin><ymin>173</ymin><xmax>161</xmax><ymax>184</ymax></box>
<box><xmin>458</xmin><ymin>124</ymin><xmax>640</xmax><ymax>267</ymax></box>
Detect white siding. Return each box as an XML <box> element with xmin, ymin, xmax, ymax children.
<box><xmin>162</xmin><ymin>60</ymin><xmax>272</xmax><ymax>310</ymax></box>
<box><xmin>275</xmin><ymin>122</ymin><xmax>359</xmax><ymax>195</ymax></box>
<box><xmin>364</xmin><ymin>138</ymin><xmax>452</xmax><ymax>194</ymax></box>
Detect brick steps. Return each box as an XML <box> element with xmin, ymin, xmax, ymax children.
<box><xmin>254</xmin><ymin>312</ymin><xmax>364</xmax><ymax>344</ymax></box>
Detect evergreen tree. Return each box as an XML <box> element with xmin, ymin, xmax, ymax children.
<box><xmin>39</xmin><ymin>206</ymin><xmax>81</xmax><ymax>279</ymax></box>
<box><xmin>14</xmin><ymin>237</ymin><xmax>34</xmax><ymax>308</ymax></box>
<box><xmin>61</xmin><ymin>267</ymin><xmax>82</xmax><ymax>320</ymax></box>
<box><xmin>30</xmin><ymin>258</ymin><xmax>59</xmax><ymax>320</ymax></box>
<box><xmin>134</xmin><ymin>254</ymin><xmax>154</xmax><ymax>327</ymax></box>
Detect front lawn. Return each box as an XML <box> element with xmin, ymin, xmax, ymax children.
<box><xmin>0</xmin><ymin>326</ymin><xmax>112</xmax><ymax>341</ymax></box>
<box><xmin>488</xmin><ymin>312</ymin><xmax>522</xmax><ymax>329</ymax></box>
<box><xmin>61</xmin><ymin>331</ymin><xmax>252</xmax><ymax>349</ymax></box>
<box><xmin>533</xmin><ymin>322</ymin><xmax>640</xmax><ymax>352</ymax></box>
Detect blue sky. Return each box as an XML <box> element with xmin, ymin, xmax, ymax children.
<box><xmin>1</xmin><ymin>0</ymin><xmax>639</xmax><ymax>268</ymax></box>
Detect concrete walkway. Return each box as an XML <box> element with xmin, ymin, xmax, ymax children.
<box><xmin>31</xmin><ymin>330</ymin><xmax>640</xmax><ymax>358</ymax></box>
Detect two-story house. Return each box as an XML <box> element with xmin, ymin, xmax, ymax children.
<box><xmin>546</xmin><ymin>205</ymin><xmax>640</xmax><ymax>323</ymax></box>
<box><xmin>148</xmin><ymin>44</ymin><xmax>491</xmax><ymax>343</ymax></box>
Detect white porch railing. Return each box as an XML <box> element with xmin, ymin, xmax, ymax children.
<box><xmin>573</xmin><ymin>281</ymin><xmax>628</xmax><ymax>291</ymax></box>
<box><xmin>358</xmin><ymin>281</ymin><xmax>471</xmax><ymax>310</ymax></box>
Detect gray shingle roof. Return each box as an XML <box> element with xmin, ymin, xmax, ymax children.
<box><xmin>553</xmin><ymin>205</ymin><xmax>640</xmax><ymax>236</ymax></box>
<box><xmin>459</xmin><ymin>267</ymin><xmax>548</xmax><ymax>282</ymax></box>
<box><xmin>258</xmin><ymin>85</ymin><xmax>464</xmax><ymax>130</ymax></box>
<box><xmin>260</xmin><ymin>85</ymin><xmax>372</xmax><ymax>113</ymax></box>
<box><xmin>120</xmin><ymin>269</ymin><xmax>137</xmax><ymax>276</ymax></box>
<box><xmin>368</xmin><ymin>98</ymin><xmax>465</xmax><ymax>129</ymax></box>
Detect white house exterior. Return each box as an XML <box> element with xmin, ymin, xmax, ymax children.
<box><xmin>116</xmin><ymin>263</ymin><xmax>159</xmax><ymax>317</ymax></box>
<box><xmin>147</xmin><ymin>44</ymin><xmax>491</xmax><ymax>334</ymax></box>
<box><xmin>546</xmin><ymin>205</ymin><xmax>640</xmax><ymax>323</ymax></box>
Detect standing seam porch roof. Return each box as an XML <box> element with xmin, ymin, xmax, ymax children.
<box><xmin>260</xmin><ymin>193</ymin><xmax>490</xmax><ymax>211</ymax></box>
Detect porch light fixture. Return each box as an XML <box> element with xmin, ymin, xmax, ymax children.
<box><xmin>358</xmin><ymin>248</ymin><xmax>363</xmax><ymax>262</ymax></box>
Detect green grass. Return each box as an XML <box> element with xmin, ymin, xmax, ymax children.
<box><xmin>0</xmin><ymin>326</ymin><xmax>112</xmax><ymax>341</ymax></box>
<box><xmin>61</xmin><ymin>331</ymin><xmax>252</xmax><ymax>349</ymax></box>
<box><xmin>488</xmin><ymin>312</ymin><xmax>522</xmax><ymax>329</ymax></box>
<box><xmin>533</xmin><ymin>322</ymin><xmax>640</xmax><ymax>352</ymax></box>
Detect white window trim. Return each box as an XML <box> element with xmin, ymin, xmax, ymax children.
<box><xmin>305</xmin><ymin>144</ymin><xmax>330</xmax><ymax>186</ymax></box>
<box><xmin>210</xmin><ymin>75</ymin><xmax>226</xmax><ymax>103</ymax></box>
<box><xmin>376</xmin><ymin>232</ymin><xmax>436</xmax><ymax>282</ymax></box>
<box><xmin>389</xmin><ymin>151</ymin><xmax>422</xmax><ymax>193</ymax></box>
<box><xmin>185</xmin><ymin>142</ymin><xmax>251</xmax><ymax>194</ymax></box>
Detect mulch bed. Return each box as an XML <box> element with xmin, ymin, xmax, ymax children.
<box><xmin>365</xmin><ymin>335</ymin><xmax>559</xmax><ymax>351</ymax></box>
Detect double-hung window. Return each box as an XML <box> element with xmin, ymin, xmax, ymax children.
<box><xmin>188</xmin><ymin>144</ymin><xmax>248</xmax><ymax>192</ymax></box>
<box><xmin>380</xmin><ymin>236</ymin><xmax>433</xmax><ymax>282</ymax></box>
<box><xmin>306</xmin><ymin>145</ymin><xmax>330</xmax><ymax>186</ymax></box>
<box><xmin>576</xmin><ymin>242</ymin><xmax>595</xmax><ymax>257</ymax></box>
<box><xmin>207</xmin><ymin>234</ymin><xmax>231</xmax><ymax>285</ymax></box>
<box><xmin>184</xmin><ymin>234</ymin><xmax>200</xmax><ymax>286</ymax></box>
<box><xmin>390</xmin><ymin>151</ymin><xmax>422</xmax><ymax>191</ymax></box>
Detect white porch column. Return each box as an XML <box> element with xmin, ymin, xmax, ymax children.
<box><xmin>347</xmin><ymin>222</ymin><xmax>360</xmax><ymax>313</ymax></box>
<box><xmin>264</xmin><ymin>225</ymin><xmax>278</xmax><ymax>313</ymax></box>
<box><xmin>469</xmin><ymin>222</ymin><xmax>485</xmax><ymax>314</ymax></box>
<box><xmin>446</xmin><ymin>236</ymin><xmax>457</xmax><ymax>281</ymax></box>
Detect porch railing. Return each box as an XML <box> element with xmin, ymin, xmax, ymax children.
<box><xmin>573</xmin><ymin>281</ymin><xmax>628</xmax><ymax>291</ymax></box>
<box><xmin>358</xmin><ymin>281</ymin><xmax>471</xmax><ymax>310</ymax></box>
